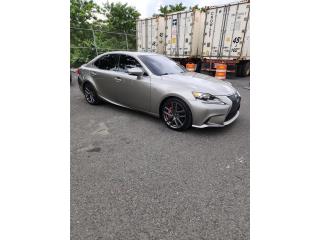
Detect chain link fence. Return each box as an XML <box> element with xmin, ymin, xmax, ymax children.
<box><xmin>70</xmin><ymin>27</ymin><xmax>136</xmax><ymax>67</ymax></box>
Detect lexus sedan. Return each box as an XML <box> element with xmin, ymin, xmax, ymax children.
<box><xmin>77</xmin><ymin>51</ymin><xmax>241</xmax><ymax>131</ymax></box>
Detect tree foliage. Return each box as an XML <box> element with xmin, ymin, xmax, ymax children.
<box><xmin>70</xmin><ymin>0</ymin><xmax>140</xmax><ymax>67</ymax></box>
<box><xmin>158</xmin><ymin>3</ymin><xmax>187</xmax><ymax>16</ymax></box>
<box><xmin>102</xmin><ymin>2</ymin><xmax>140</xmax><ymax>33</ymax></box>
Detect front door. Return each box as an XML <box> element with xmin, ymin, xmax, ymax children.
<box><xmin>116</xmin><ymin>54</ymin><xmax>151</xmax><ymax>111</ymax></box>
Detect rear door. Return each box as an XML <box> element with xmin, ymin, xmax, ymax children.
<box><xmin>90</xmin><ymin>54</ymin><xmax>124</xmax><ymax>102</ymax></box>
<box><xmin>116</xmin><ymin>54</ymin><xmax>151</xmax><ymax>111</ymax></box>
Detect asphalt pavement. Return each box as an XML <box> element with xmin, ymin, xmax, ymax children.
<box><xmin>71</xmin><ymin>75</ymin><xmax>250</xmax><ymax>240</ymax></box>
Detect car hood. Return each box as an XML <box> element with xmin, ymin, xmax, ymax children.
<box><xmin>162</xmin><ymin>72</ymin><xmax>236</xmax><ymax>96</ymax></box>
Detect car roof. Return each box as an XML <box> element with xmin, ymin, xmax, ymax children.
<box><xmin>103</xmin><ymin>51</ymin><xmax>160</xmax><ymax>57</ymax></box>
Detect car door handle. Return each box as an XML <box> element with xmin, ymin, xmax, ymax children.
<box><xmin>114</xmin><ymin>77</ymin><xmax>122</xmax><ymax>82</ymax></box>
<box><xmin>90</xmin><ymin>71</ymin><xmax>97</xmax><ymax>76</ymax></box>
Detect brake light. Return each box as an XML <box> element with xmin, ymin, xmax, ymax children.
<box><xmin>76</xmin><ymin>68</ymin><xmax>80</xmax><ymax>75</ymax></box>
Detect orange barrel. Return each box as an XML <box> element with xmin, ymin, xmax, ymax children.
<box><xmin>186</xmin><ymin>63</ymin><xmax>196</xmax><ymax>72</ymax></box>
<box><xmin>215</xmin><ymin>63</ymin><xmax>227</xmax><ymax>80</ymax></box>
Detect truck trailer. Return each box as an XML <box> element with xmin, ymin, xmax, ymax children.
<box><xmin>136</xmin><ymin>0</ymin><xmax>250</xmax><ymax>77</ymax></box>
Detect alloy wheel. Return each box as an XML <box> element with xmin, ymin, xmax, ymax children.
<box><xmin>162</xmin><ymin>100</ymin><xmax>187</xmax><ymax>129</ymax></box>
<box><xmin>84</xmin><ymin>85</ymin><xmax>96</xmax><ymax>104</ymax></box>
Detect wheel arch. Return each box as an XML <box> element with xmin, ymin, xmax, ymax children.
<box><xmin>158</xmin><ymin>95</ymin><xmax>193</xmax><ymax>119</ymax></box>
<box><xmin>82</xmin><ymin>79</ymin><xmax>98</xmax><ymax>93</ymax></box>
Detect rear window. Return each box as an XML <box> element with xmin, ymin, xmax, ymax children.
<box><xmin>94</xmin><ymin>54</ymin><xmax>119</xmax><ymax>71</ymax></box>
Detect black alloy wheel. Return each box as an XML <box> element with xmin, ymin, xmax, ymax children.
<box><xmin>162</xmin><ymin>98</ymin><xmax>192</xmax><ymax>131</ymax></box>
<box><xmin>84</xmin><ymin>83</ymin><xmax>100</xmax><ymax>105</ymax></box>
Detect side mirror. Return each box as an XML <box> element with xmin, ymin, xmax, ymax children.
<box><xmin>127</xmin><ymin>67</ymin><xmax>144</xmax><ymax>78</ymax></box>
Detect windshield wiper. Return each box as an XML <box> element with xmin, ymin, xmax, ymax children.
<box><xmin>160</xmin><ymin>73</ymin><xmax>169</xmax><ymax>76</ymax></box>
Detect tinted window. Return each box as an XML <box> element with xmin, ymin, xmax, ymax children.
<box><xmin>138</xmin><ymin>55</ymin><xmax>186</xmax><ymax>76</ymax></box>
<box><xmin>118</xmin><ymin>55</ymin><xmax>142</xmax><ymax>72</ymax></box>
<box><xmin>94</xmin><ymin>54</ymin><xmax>119</xmax><ymax>70</ymax></box>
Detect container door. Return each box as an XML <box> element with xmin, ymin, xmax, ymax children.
<box><xmin>141</xmin><ymin>20</ymin><xmax>147</xmax><ymax>51</ymax></box>
<box><xmin>170</xmin><ymin>14</ymin><xmax>178</xmax><ymax>55</ymax></box>
<box><xmin>146</xmin><ymin>19</ymin><xmax>152</xmax><ymax>51</ymax></box>
<box><xmin>204</xmin><ymin>6</ymin><xmax>226</xmax><ymax>57</ymax></box>
<box><xmin>202</xmin><ymin>8</ymin><xmax>218</xmax><ymax>56</ymax></box>
<box><xmin>165</xmin><ymin>16</ymin><xmax>172</xmax><ymax>55</ymax></box>
<box><xmin>233</xmin><ymin>3</ymin><xmax>250</xmax><ymax>59</ymax></box>
<box><xmin>151</xmin><ymin>18</ymin><xmax>158</xmax><ymax>52</ymax></box>
<box><xmin>221</xmin><ymin>3</ymin><xmax>250</xmax><ymax>58</ymax></box>
<box><xmin>184</xmin><ymin>11</ymin><xmax>193</xmax><ymax>56</ymax></box>
<box><xmin>157</xmin><ymin>17</ymin><xmax>165</xmax><ymax>54</ymax></box>
<box><xmin>178</xmin><ymin>12</ymin><xmax>186</xmax><ymax>56</ymax></box>
<box><xmin>241</xmin><ymin>14</ymin><xmax>250</xmax><ymax>59</ymax></box>
<box><xmin>136</xmin><ymin>21</ymin><xmax>142</xmax><ymax>51</ymax></box>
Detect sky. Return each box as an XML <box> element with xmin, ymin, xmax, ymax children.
<box><xmin>94</xmin><ymin>0</ymin><xmax>235</xmax><ymax>18</ymax></box>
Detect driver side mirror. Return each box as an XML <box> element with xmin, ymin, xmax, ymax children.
<box><xmin>127</xmin><ymin>67</ymin><xmax>144</xmax><ymax>78</ymax></box>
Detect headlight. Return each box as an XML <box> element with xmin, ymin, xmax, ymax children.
<box><xmin>192</xmin><ymin>91</ymin><xmax>226</xmax><ymax>105</ymax></box>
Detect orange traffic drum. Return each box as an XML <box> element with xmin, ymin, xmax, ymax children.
<box><xmin>215</xmin><ymin>64</ymin><xmax>227</xmax><ymax>80</ymax></box>
<box><xmin>186</xmin><ymin>63</ymin><xmax>196</xmax><ymax>72</ymax></box>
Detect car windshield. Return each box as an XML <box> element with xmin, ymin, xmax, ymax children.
<box><xmin>138</xmin><ymin>55</ymin><xmax>186</xmax><ymax>76</ymax></box>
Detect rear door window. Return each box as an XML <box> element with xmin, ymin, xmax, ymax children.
<box><xmin>94</xmin><ymin>54</ymin><xmax>119</xmax><ymax>71</ymax></box>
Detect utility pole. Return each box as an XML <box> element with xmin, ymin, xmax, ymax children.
<box><xmin>124</xmin><ymin>32</ymin><xmax>129</xmax><ymax>50</ymax></box>
<box><xmin>91</xmin><ymin>27</ymin><xmax>98</xmax><ymax>56</ymax></box>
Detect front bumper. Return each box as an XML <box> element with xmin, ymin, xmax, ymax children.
<box><xmin>189</xmin><ymin>93</ymin><xmax>241</xmax><ymax>128</ymax></box>
<box><xmin>192</xmin><ymin>110</ymin><xmax>239</xmax><ymax>128</ymax></box>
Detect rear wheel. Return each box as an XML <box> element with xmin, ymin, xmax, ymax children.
<box><xmin>241</xmin><ymin>62</ymin><xmax>250</xmax><ymax>77</ymax></box>
<box><xmin>161</xmin><ymin>98</ymin><xmax>192</xmax><ymax>131</ymax></box>
<box><xmin>83</xmin><ymin>83</ymin><xmax>100</xmax><ymax>105</ymax></box>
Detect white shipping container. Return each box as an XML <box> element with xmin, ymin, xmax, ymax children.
<box><xmin>136</xmin><ymin>16</ymin><xmax>165</xmax><ymax>54</ymax></box>
<box><xmin>164</xmin><ymin>10</ymin><xmax>205</xmax><ymax>58</ymax></box>
<box><xmin>202</xmin><ymin>0</ymin><xmax>250</xmax><ymax>60</ymax></box>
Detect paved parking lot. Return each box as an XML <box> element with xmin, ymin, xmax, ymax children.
<box><xmin>71</xmin><ymin>75</ymin><xmax>250</xmax><ymax>240</ymax></box>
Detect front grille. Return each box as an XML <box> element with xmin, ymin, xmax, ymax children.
<box><xmin>225</xmin><ymin>94</ymin><xmax>241</xmax><ymax>121</ymax></box>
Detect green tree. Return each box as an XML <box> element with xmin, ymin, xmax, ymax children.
<box><xmin>70</xmin><ymin>0</ymin><xmax>101</xmax><ymax>67</ymax></box>
<box><xmin>70</xmin><ymin>0</ymin><xmax>140</xmax><ymax>67</ymax></box>
<box><xmin>158</xmin><ymin>3</ymin><xmax>187</xmax><ymax>16</ymax></box>
<box><xmin>189</xmin><ymin>4</ymin><xmax>206</xmax><ymax>12</ymax></box>
<box><xmin>101</xmin><ymin>2</ymin><xmax>140</xmax><ymax>33</ymax></box>
<box><xmin>93</xmin><ymin>2</ymin><xmax>140</xmax><ymax>54</ymax></box>
<box><xmin>70</xmin><ymin>0</ymin><xmax>100</xmax><ymax>28</ymax></box>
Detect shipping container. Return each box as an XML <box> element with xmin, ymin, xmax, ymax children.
<box><xmin>136</xmin><ymin>16</ymin><xmax>165</xmax><ymax>54</ymax></box>
<box><xmin>201</xmin><ymin>0</ymin><xmax>250</xmax><ymax>76</ymax></box>
<box><xmin>202</xmin><ymin>0</ymin><xmax>250</xmax><ymax>59</ymax></box>
<box><xmin>164</xmin><ymin>9</ymin><xmax>205</xmax><ymax>58</ymax></box>
<box><xmin>136</xmin><ymin>0</ymin><xmax>250</xmax><ymax>77</ymax></box>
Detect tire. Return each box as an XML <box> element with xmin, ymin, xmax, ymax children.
<box><xmin>241</xmin><ymin>62</ymin><xmax>250</xmax><ymax>77</ymax></box>
<box><xmin>83</xmin><ymin>83</ymin><xmax>101</xmax><ymax>105</ymax></box>
<box><xmin>236</xmin><ymin>63</ymin><xmax>243</xmax><ymax>77</ymax></box>
<box><xmin>161</xmin><ymin>98</ymin><xmax>192</xmax><ymax>131</ymax></box>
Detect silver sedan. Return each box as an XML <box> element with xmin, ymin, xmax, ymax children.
<box><xmin>77</xmin><ymin>51</ymin><xmax>241</xmax><ymax>131</ymax></box>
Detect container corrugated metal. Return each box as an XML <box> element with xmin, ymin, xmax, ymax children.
<box><xmin>136</xmin><ymin>16</ymin><xmax>165</xmax><ymax>54</ymax></box>
<box><xmin>241</xmin><ymin>13</ymin><xmax>250</xmax><ymax>59</ymax></box>
<box><xmin>202</xmin><ymin>0</ymin><xmax>250</xmax><ymax>60</ymax></box>
<box><xmin>164</xmin><ymin>10</ymin><xmax>205</xmax><ymax>58</ymax></box>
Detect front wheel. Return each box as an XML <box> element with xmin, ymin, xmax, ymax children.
<box><xmin>161</xmin><ymin>98</ymin><xmax>192</xmax><ymax>131</ymax></box>
<box><xmin>83</xmin><ymin>83</ymin><xmax>100</xmax><ymax>105</ymax></box>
